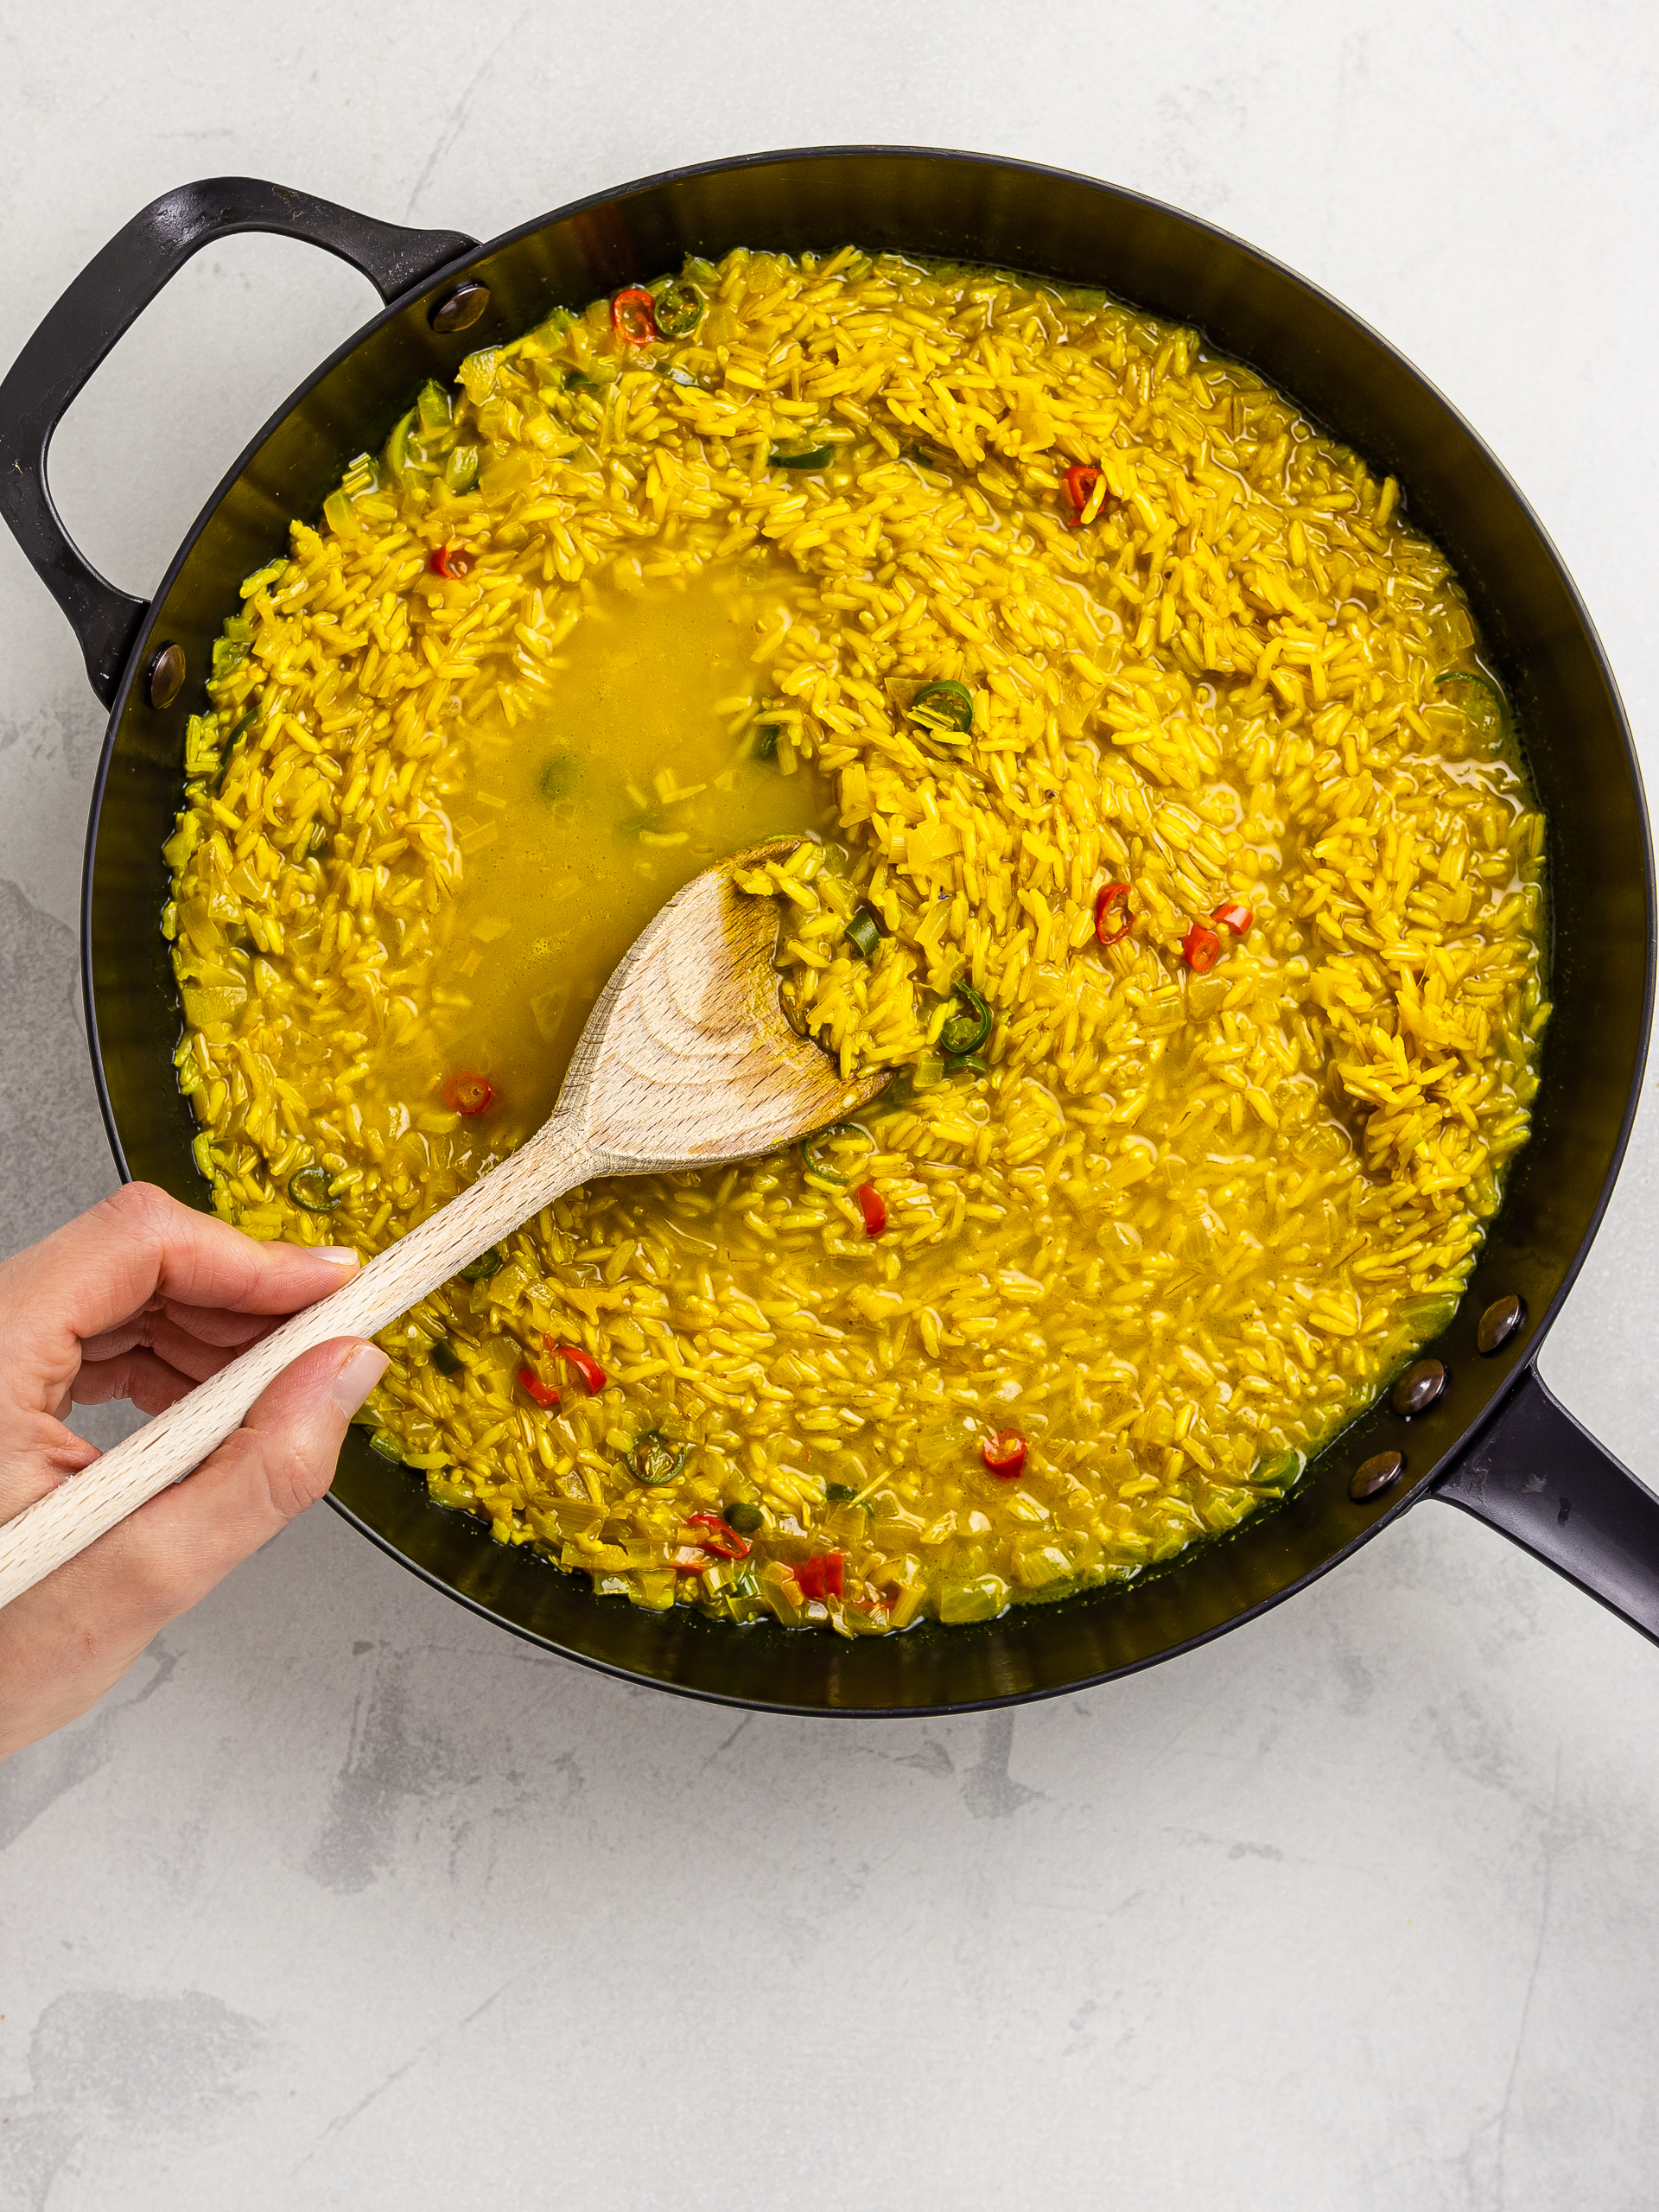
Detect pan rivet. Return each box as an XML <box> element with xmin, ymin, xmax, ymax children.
<box><xmin>1391</xmin><ymin>1358</ymin><xmax>1447</xmax><ymax>1419</ymax></box>
<box><xmin>146</xmin><ymin>642</ymin><xmax>185</xmax><ymax>710</ymax></box>
<box><xmin>429</xmin><ymin>279</ymin><xmax>490</xmax><ymax>334</ymax></box>
<box><xmin>1351</xmin><ymin>1449</ymin><xmax>1405</xmax><ymax>1502</ymax></box>
<box><xmin>1477</xmin><ymin>1294</ymin><xmax>1527</xmax><ymax>1356</ymax></box>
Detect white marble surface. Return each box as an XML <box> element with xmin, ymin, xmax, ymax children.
<box><xmin>3</xmin><ymin>3</ymin><xmax>1658</xmax><ymax>2204</ymax></box>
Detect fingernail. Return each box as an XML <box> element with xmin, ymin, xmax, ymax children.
<box><xmin>332</xmin><ymin>1343</ymin><xmax>388</xmax><ymax>1417</ymax></box>
<box><xmin>316</xmin><ymin>1247</ymin><xmax>360</xmax><ymax>1270</ymax></box>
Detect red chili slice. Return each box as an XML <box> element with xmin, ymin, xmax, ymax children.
<box><xmin>428</xmin><ymin>544</ymin><xmax>472</xmax><ymax>578</ymax></box>
<box><xmin>1064</xmin><ymin>463</ymin><xmax>1104</xmax><ymax>524</ymax></box>
<box><xmin>1094</xmin><ymin>881</ymin><xmax>1133</xmax><ymax>945</ymax></box>
<box><xmin>1181</xmin><ymin>923</ymin><xmax>1222</xmax><ymax>974</ymax></box>
<box><xmin>517</xmin><ymin>1365</ymin><xmax>560</xmax><ymax>1408</ymax></box>
<box><xmin>794</xmin><ymin>1552</ymin><xmax>845</xmax><ymax>1602</ymax></box>
<box><xmin>611</xmin><ymin>286</ymin><xmax>659</xmax><ymax>345</ymax></box>
<box><xmin>549</xmin><ymin>1341</ymin><xmax>607</xmax><ymax>1394</ymax></box>
<box><xmin>982</xmin><ymin>1430</ymin><xmax>1027</xmax><ymax>1478</ymax></box>
<box><xmin>443</xmin><ymin>1070</ymin><xmax>494</xmax><ymax>1116</ymax></box>
<box><xmin>855</xmin><ymin>1183</ymin><xmax>887</xmax><ymax>1238</ymax></box>
<box><xmin>1212</xmin><ymin>901</ymin><xmax>1254</xmax><ymax>936</ymax></box>
<box><xmin>683</xmin><ymin>1512</ymin><xmax>752</xmax><ymax>1561</ymax></box>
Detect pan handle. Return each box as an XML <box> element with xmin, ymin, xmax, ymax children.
<box><xmin>0</xmin><ymin>177</ymin><xmax>478</xmax><ymax>706</ymax></box>
<box><xmin>1432</xmin><ymin>1365</ymin><xmax>1659</xmax><ymax>1645</ymax></box>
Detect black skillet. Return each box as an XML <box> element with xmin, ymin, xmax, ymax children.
<box><xmin>2</xmin><ymin>149</ymin><xmax>1654</xmax><ymax>1715</ymax></box>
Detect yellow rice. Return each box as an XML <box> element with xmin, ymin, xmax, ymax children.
<box><xmin>162</xmin><ymin>247</ymin><xmax>1548</xmax><ymax>1633</ymax></box>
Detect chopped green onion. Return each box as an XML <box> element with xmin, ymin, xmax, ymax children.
<box><xmin>724</xmin><ymin>1500</ymin><xmax>765</xmax><ymax>1535</ymax></box>
<box><xmin>910</xmin><ymin>680</ymin><xmax>974</xmax><ymax>736</ymax></box>
<box><xmin>429</xmin><ymin>1338</ymin><xmax>464</xmax><ymax>1376</ymax></box>
<box><xmin>653</xmin><ymin>283</ymin><xmax>703</xmax><ymax>338</ymax></box>
<box><xmin>460</xmin><ymin>1247</ymin><xmax>505</xmax><ymax>1283</ymax></box>
<box><xmin>538</xmin><ymin>753</ymin><xmax>579</xmax><ymax>801</ymax></box>
<box><xmin>416</xmin><ymin>379</ymin><xmax>453</xmax><ymax>435</ymax></box>
<box><xmin>288</xmin><ymin>1166</ymin><xmax>338</xmax><ymax>1213</ymax></box>
<box><xmin>627</xmin><ymin>1431</ymin><xmax>686</xmax><ymax>1487</ymax></box>
<box><xmin>940</xmin><ymin>980</ymin><xmax>992</xmax><ymax>1057</ymax></box>
<box><xmin>367</xmin><ymin>1430</ymin><xmax>404</xmax><ymax>1463</ymax></box>
<box><xmin>824</xmin><ymin>1482</ymin><xmax>859</xmax><ymax>1503</ymax></box>
<box><xmin>844</xmin><ymin>907</ymin><xmax>882</xmax><ymax>959</ymax></box>
<box><xmin>877</xmin><ymin>1071</ymin><xmax>915</xmax><ymax>1115</ymax></box>
<box><xmin>770</xmin><ymin>442</ymin><xmax>835</xmax><ymax>469</ymax></box>
<box><xmin>754</xmin><ymin>724</ymin><xmax>779</xmax><ymax>760</ymax></box>
<box><xmin>912</xmin><ymin>1051</ymin><xmax>947</xmax><ymax>1090</ymax></box>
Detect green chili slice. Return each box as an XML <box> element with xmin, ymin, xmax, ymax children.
<box><xmin>910</xmin><ymin>680</ymin><xmax>974</xmax><ymax>736</ymax></box>
<box><xmin>627</xmin><ymin>1431</ymin><xmax>686</xmax><ymax>1487</ymax></box>
<box><xmin>800</xmin><ymin>1140</ymin><xmax>850</xmax><ymax>1186</ymax></box>
<box><xmin>1436</xmin><ymin>669</ymin><xmax>1510</xmax><ymax>743</ymax></box>
<box><xmin>754</xmin><ymin>723</ymin><xmax>779</xmax><ymax>760</ymax></box>
<box><xmin>824</xmin><ymin>1482</ymin><xmax>859</xmax><ymax>1503</ymax></box>
<box><xmin>844</xmin><ymin>907</ymin><xmax>882</xmax><ymax>959</ymax></box>
<box><xmin>653</xmin><ymin>283</ymin><xmax>703</xmax><ymax>338</ymax></box>
<box><xmin>770</xmin><ymin>442</ymin><xmax>835</xmax><ymax>469</ymax></box>
<box><xmin>800</xmin><ymin>1121</ymin><xmax>872</xmax><ymax>1188</ymax></box>
<box><xmin>939</xmin><ymin>980</ymin><xmax>993</xmax><ymax>1058</ymax></box>
<box><xmin>385</xmin><ymin>407</ymin><xmax>418</xmax><ymax>487</ymax></box>
<box><xmin>724</xmin><ymin>1500</ymin><xmax>765</xmax><ymax>1535</ymax></box>
<box><xmin>429</xmin><ymin>1338</ymin><xmax>464</xmax><ymax>1376</ymax></box>
<box><xmin>460</xmin><ymin>1247</ymin><xmax>505</xmax><ymax>1283</ymax></box>
<box><xmin>288</xmin><ymin>1166</ymin><xmax>338</xmax><ymax>1213</ymax></box>
<box><xmin>367</xmin><ymin>1429</ymin><xmax>404</xmax><ymax>1463</ymax></box>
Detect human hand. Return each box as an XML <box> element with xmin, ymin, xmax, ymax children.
<box><xmin>0</xmin><ymin>1182</ymin><xmax>386</xmax><ymax>1762</ymax></box>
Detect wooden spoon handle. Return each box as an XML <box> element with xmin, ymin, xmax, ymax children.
<box><xmin>0</xmin><ymin>1115</ymin><xmax>598</xmax><ymax>1611</ymax></box>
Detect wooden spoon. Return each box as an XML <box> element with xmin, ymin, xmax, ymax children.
<box><xmin>0</xmin><ymin>844</ymin><xmax>882</xmax><ymax>1609</ymax></box>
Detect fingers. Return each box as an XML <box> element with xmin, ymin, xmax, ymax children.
<box><xmin>114</xmin><ymin>1336</ymin><xmax>390</xmax><ymax>1597</ymax></box>
<box><xmin>69</xmin><ymin>1348</ymin><xmax>207</xmax><ymax>1416</ymax></box>
<box><xmin>78</xmin><ymin>1305</ymin><xmax>280</xmax><ymax>1378</ymax></box>
<box><xmin>0</xmin><ymin>1338</ymin><xmax>387</xmax><ymax>1762</ymax></box>
<box><xmin>0</xmin><ymin>1408</ymin><xmax>101</xmax><ymax>1523</ymax></box>
<box><xmin>0</xmin><ymin>1183</ymin><xmax>360</xmax><ymax>1417</ymax></box>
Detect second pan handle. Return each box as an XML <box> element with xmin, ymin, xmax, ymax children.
<box><xmin>0</xmin><ymin>177</ymin><xmax>478</xmax><ymax>705</ymax></box>
<box><xmin>1432</xmin><ymin>1365</ymin><xmax>1659</xmax><ymax>1645</ymax></box>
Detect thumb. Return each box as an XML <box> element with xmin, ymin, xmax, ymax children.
<box><xmin>112</xmin><ymin>1337</ymin><xmax>390</xmax><ymax>1613</ymax></box>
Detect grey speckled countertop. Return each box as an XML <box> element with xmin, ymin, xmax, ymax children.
<box><xmin>3</xmin><ymin>5</ymin><xmax>1658</xmax><ymax>2206</ymax></box>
